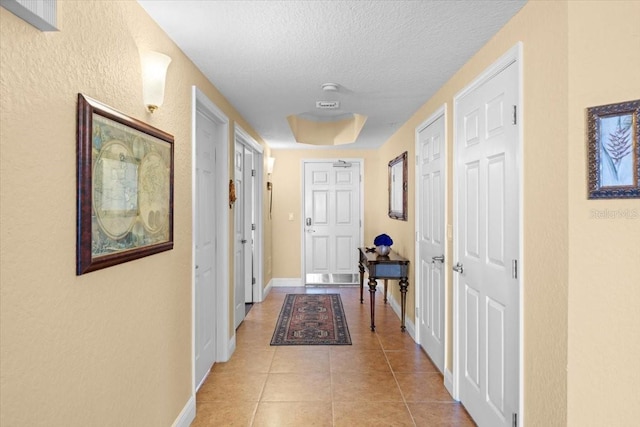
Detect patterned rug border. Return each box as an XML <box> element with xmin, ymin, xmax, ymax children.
<box><xmin>270</xmin><ymin>294</ymin><xmax>352</xmax><ymax>346</ymax></box>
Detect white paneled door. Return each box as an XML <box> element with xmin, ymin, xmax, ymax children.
<box><xmin>303</xmin><ymin>161</ymin><xmax>361</xmax><ymax>285</ymax></box>
<box><xmin>416</xmin><ymin>110</ymin><xmax>446</xmax><ymax>373</ymax></box>
<box><xmin>454</xmin><ymin>52</ymin><xmax>520</xmax><ymax>426</ymax></box>
<box><xmin>234</xmin><ymin>144</ymin><xmax>253</xmax><ymax>329</ymax></box>
<box><xmin>195</xmin><ymin>110</ymin><xmax>218</xmax><ymax>389</ymax></box>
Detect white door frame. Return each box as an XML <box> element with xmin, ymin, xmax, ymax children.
<box><xmin>191</xmin><ymin>87</ymin><xmax>231</xmax><ymax>396</ymax></box>
<box><xmin>452</xmin><ymin>43</ymin><xmax>524</xmax><ymax>423</ymax></box>
<box><xmin>234</xmin><ymin>124</ymin><xmax>265</xmax><ymax>303</ymax></box>
<box><xmin>414</xmin><ymin>104</ymin><xmax>449</xmax><ymax>380</ymax></box>
<box><xmin>300</xmin><ymin>158</ymin><xmax>365</xmax><ymax>285</ymax></box>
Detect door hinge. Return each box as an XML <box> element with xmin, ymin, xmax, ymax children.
<box><xmin>251</xmin><ymin>223</ymin><xmax>256</xmax><ymax>231</ymax></box>
<box><xmin>512</xmin><ymin>105</ymin><xmax>517</xmax><ymax>125</ymax></box>
<box><xmin>251</xmin><ymin>169</ymin><xmax>256</xmax><ymax>177</ymax></box>
<box><xmin>416</xmin><ymin>154</ymin><xmax>419</xmax><ymax>166</ymax></box>
<box><xmin>512</xmin><ymin>412</ymin><xmax>518</xmax><ymax>427</ymax></box>
<box><xmin>415</xmin><ymin>307</ymin><xmax>419</xmax><ymax>318</ymax></box>
<box><xmin>512</xmin><ymin>260</ymin><xmax>518</xmax><ymax>279</ymax></box>
<box><xmin>252</xmin><ymin>277</ymin><xmax>256</xmax><ymax>285</ymax></box>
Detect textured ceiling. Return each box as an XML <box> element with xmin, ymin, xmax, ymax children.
<box><xmin>138</xmin><ymin>0</ymin><xmax>527</xmax><ymax>150</ymax></box>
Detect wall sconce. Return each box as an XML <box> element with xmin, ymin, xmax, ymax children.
<box><xmin>140</xmin><ymin>49</ymin><xmax>171</xmax><ymax>113</ymax></box>
<box><xmin>266</xmin><ymin>157</ymin><xmax>275</xmax><ymax>190</ymax></box>
<box><xmin>266</xmin><ymin>157</ymin><xmax>275</xmax><ymax>218</ymax></box>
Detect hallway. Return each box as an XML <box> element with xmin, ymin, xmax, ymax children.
<box><xmin>192</xmin><ymin>286</ymin><xmax>475</xmax><ymax>426</ymax></box>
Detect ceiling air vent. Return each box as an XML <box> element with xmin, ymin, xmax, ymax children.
<box><xmin>316</xmin><ymin>101</ymin><xmax>340</xmax><ymax>110</ymax></box>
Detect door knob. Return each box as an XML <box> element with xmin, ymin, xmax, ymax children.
<box><xmin>452</xmin><ymin>262</ymin><xmax>464</xmax><ymax>274</ymax></box>
<box><xmin>432</xmin><ymin>255</ymin><xmax>445</xmax><ymax>263</ymax></box>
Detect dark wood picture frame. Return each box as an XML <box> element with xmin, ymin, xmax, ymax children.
<box><xmin>76</xmin><ymin>94</ymin><xmax>174</xmax><ymax>275</ymax></box>
<box><xmin>388</xmin><ymin>151</ymin><xmax>408</xmax><ymax>221</ymax></box>
<box><xmin>587</xmin><ymin>99</ymin><xmax>640</xmax><ymax>199</ymax></box>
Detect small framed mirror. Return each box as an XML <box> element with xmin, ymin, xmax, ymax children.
<box><xmin>388</xmin><ymin>151</ymin><xmax>408</xmax><ymax>221</ymax></box>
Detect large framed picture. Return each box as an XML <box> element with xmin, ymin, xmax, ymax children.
<box><xmin>76</xmin><ymin>94</ymin><xmax>174</xmax><ymax>275</ymax></box>
<box><xmin>587</xmin><ymin>99</ymin><xmax>639</xmax><ymax>199</ymax></box>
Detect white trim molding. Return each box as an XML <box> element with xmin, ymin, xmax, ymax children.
<box><xmin>191</xmin><ymin>86</ymin><xmax>232</xmax><ymax>401</ymax></box>
<box><xmin>271</xmin><ymin>277</ymin><xmax>304</xmax><ymax>287</ymax></box>
<box><xmin>452</xmin><ymin>42</ymin><xmax>524</xmax><ymax>423</ymax></box>
<box><xmin>413</xmin><ymin>104</ymin><xmax>448</xmax><ymax>370</ymax></box>
<box><xmin>234</xmin><ymin>124</ymin><xmax>266</xmax><ymax>303</ymax></box>
<box><xmin>171</xmin><ymin>395</ymin><xmax>195</xmax><ymax>427</ymax></box>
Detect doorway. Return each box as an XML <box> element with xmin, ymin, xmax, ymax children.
<box><xmin>233</xmin><ymin>126</ymin><xmax>264</xmax><ymax>328</ymax></box>
<box><xmin>415</xmin><ymin>106</ymin><xmax>447</xmax><ymax>374</ymax></box>
<box><xmin>192</xmin><ymin>87</ymin><xmax>231</xmax><ymax>392</ymax></box>
<box><xmin>453</xmin><ymin>44</ymin><xmax>522</xmax><ymax>426</ymax></box>
<box><xmin>302</xmin><ymin>159</ymin><xmax>363</xmax><ymax>286</ymax></box>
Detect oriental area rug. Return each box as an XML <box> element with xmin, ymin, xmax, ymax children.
<box><xmin>270</xmin><ymin>294</ymin><xmax>352</xmax><ymax>346</ymax></box>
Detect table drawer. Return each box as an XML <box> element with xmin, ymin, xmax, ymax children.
<box><xmin>370</xmin><ymin>263</ymin><xmax>406</xmax><ymax>279</ymax></box>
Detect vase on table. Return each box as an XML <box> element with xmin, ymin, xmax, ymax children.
<box><xmin>376</xmin><ymin>245</ymin><xmax>391</xmax><ymax>256</ymax></box>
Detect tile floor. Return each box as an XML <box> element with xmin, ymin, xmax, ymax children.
<box><xmin>192</xmin><ymin>286</ymin><xmax>476</xmax><ymax>426</ymax></box>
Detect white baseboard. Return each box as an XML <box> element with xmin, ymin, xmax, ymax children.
<box><xmin>172</xmin><ymin>395</ymin><xmax>195</xmax><ymax>427</ymax></box>
<box><xmin>263</xmin><ymin>280</ymin><xmax>273</xmax><ymax>299</ymax></box>
<box><xmin>271</xmin><ymin>277</ymin><xmax>303</xmax><ymax>287</ymax></box>
<box><xmin>228</xmin><ymin>333</ymin><xmax>236</xmax><ymax>358</ymax></box>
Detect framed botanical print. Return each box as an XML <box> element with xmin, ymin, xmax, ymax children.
<box><xmin>587</xmin><ymin>99</ymin><xmax>640</xmax><ymax>199</ymax></box>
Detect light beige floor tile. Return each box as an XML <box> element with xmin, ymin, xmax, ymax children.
<box><xmin>377</xmin><ymin>330</ymin><xmax>422</xmax><ymax>351</ymax></box>
<box><xmin>331</xmin><ymin>370</ymin><xmax>403</xmax><ymax>402</ymax></box>
<box><xmin>385</xmin><ymin>349</ymin><xmax>439</xmax><ymax>373</ymax></box>
<box><xmin>197</xmin><ymin>372</ymin><xmax>267</xmax><ymax>402</ymax></box>
<box><xmin>407</xmin><ymin>401</ymin><xmax>477</xmax><ymax>426</ymax></box>
<box><xmin>395</xmin><ymin>372</ymin><xmax>455</xmax><ymax>402</ymax></box>
<box><xmin>193</xmin><ymin>287</ymin><xmax>477</xmax><ymax>426</ymax></box>
<box><xmin>191</xmin><ymin>401</ymin><xmax>257</xmax><ymax>427</ymax></box>
<box><xmin>329</xmin><ymin>348</ymin><xmax>390</xmax><ymax>372</ymax></box>
<box><xmin>345</xmin><ymin>332</ymin><xmax>382</xmax><ymax>349</ymax></box>
<box><xmin>270</xmin><ymin>348</ymin><xmax>330</xmax><ymax>373</ymax></box>
<box><xmin>333</xmin><ymin>401</ymin><xmax>414</xmax><ymax>427</ymax></box>
<box><xmin>261</xmin><ymin>373</ymin><xmax>332</xmax><ymax>402</ymax></box>
<box><xmin>253</xmin><ymin>401</ymin><xmax>333</xmax><ymax>427</ymax></box>
<box><xmin>211</xmin><ymin>348</ymin><xmax>275</xmax><ymax>373</ymax></box>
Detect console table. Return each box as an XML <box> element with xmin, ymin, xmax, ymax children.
<box><xmin>358</xmin><ymin>247</ymin><xmax>410</xmax><ymax>332</ymax></box>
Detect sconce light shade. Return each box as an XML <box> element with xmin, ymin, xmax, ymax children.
<box><xmin>266</xmin><ymin>157</ymin><xmax>276</xmax><ymax>175</ymax></box>
<box><xmin>140</xmin><ymin>50</ymin><xmax>171</xmax><ymax>113</ymax></box>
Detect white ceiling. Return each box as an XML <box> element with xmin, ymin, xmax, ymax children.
<box><xmin>138</xmin><ymin>0</ymin><xmax>527</xmax><ymax>150</ymax></box>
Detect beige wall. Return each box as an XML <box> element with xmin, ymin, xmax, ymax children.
<box><xmin>0</xmin><ymin>1</ymin><xmax>267</xmax><ymax>425</ymax></box>
<box><xmin>2</xmin><ymin>0</ymin><xmax>638</xmax><ymax>426</ymax></box>
<box><xmin>364</xmin><ymin>1</ymin><xmax>640</xmax><ymax>425</ymax></box>
<box><xmin>567</xmin><ymin>2</ymin><xmax>640</xmax><ymax>426</ymax></box>
<box><xmin>374</xmin><ymin>3</ymin><xmax>571</xmax><ymax>424</ymax></box>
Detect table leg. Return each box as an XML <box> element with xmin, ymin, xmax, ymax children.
<box><xmin>359</xmin><ymin>263</ymin><xmax>365</xmax><ymax>303</ymax></box>
<box><xmin>383</xmin><ymin>279</ymin><xmax>388</xmax><ymax>304</ymax></box>
<box><xmin>368</xmin><ymin>277</ymin><xmax>377</xmax><ymax>331</ymax></box>
<box><xmin>399</xmin><ymin>277</ymin><xmax>408</xmax><ymax>332</ymax></box>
